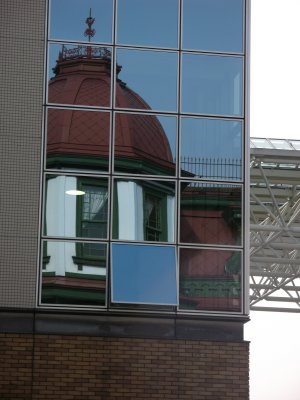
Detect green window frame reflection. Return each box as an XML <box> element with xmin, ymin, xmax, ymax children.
<box><xmin>112</xmin><ymin>179</ymin><xmax>175</xmax><ymax>243</ymax></box>
<box><xmin>143</xmin><ymin>188</ymin><xmax>169</xmax><ymax>242</ymax></box>
<box><xmin>75</xmin><ymin>178</ymin><xmax>108</xmax><ymax>266</ymax></box>
<box><xmin>44</xmin><ymin>175</ymin><xmax>109</xmax><ymax>240</ymax></box>
<box><xmin>41</xmin><ymin>240</ymin><xmax>107</xmax><ymax>307</ymax></box>
<box><xmin>77</xmin><ymin>180</ymin><xmax>108</xmax><ymax>241</ymax></box>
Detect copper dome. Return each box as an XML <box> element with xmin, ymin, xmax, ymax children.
<box><xmin>47</xmin><ymin>45</ymin><xmax>174</xmax><ymax>174</ymax></box>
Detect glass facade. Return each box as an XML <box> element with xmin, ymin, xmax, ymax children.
<box><xmin>40</xmin><ymin>0</ymin><xmax>248</xmax><ymax>314</ymax></box>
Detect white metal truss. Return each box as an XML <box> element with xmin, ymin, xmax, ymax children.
<box><xmin>250</xmin><ymin>138</ymin><xmax>300</xmax><ymax>312</ymax></box>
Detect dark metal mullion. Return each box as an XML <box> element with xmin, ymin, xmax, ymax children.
<box><xmin>106</xmin><ymin>0</ymin><xmax>118</xmax><ymax>309</ymax></box>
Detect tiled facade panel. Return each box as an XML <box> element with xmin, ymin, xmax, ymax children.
<box><xmin>0</xmin><ymin>0</ymin><xmax>45</xmax><ymax>307</ymax></box>
<box><xmin>0</xmin><ymin>334</ymin><xmax>249</xmax><ymax>400</ymax></box>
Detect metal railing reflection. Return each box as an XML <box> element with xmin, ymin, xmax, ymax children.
<box><xmin>181</xmin><ymin>156</ymin><xmax>242</xmax><ymax>180</ymax></box>
<box><xmin>59</xmin><ymin>45</ymin><xmax>111</xmax><ymax>61</ymax></box>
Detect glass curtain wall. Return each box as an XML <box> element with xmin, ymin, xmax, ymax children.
<box><xmin>40</xmin><ymin>0</ymin><xmax>247</xmax><ymax>314</ymax></box>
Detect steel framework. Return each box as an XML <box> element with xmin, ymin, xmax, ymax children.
<box><xmin>250</xmin><ymin>138</ymin><xmax>300</xmax><ymax>312</ymax></box>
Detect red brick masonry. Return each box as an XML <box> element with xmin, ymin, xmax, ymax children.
<box><xmin>0</xmin><ymin>333</ymin><xmax>249</xmax><ymax>400</ymax></box>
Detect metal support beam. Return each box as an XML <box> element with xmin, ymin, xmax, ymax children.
<box><xmin>250</xmin><ymin>141</ymin><xmax>300</xmax><ymax>312</ymax></box>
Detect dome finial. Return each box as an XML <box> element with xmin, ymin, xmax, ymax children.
<box><xmin>84</xmin><ymin>8</ymin><xmax>96</xmax><ymax>42</ymax></box>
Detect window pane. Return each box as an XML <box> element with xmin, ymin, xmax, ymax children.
<box><xmin>181</xmin><ymin>54</ymin><xmax>243</xmax><ymax>116</ymax></box>
<box><xmin>115</xmin><ymin>49</ymin><xmax>178</xmax><ymax>112</ymax></box>
<box><xmin>114</xmin><ymin>113</ymin><xmax>177</xmax><ymax>176</ymax></box>
<box><xmin>117</xmin><ymin>0</ymin><xmax>178</xmax><ymax>48</ymax></box>
<box><xmin>49</xmin><ymin>0</ymin><xmax>113</xmax><ymax>43</ymax></box>
<box><xmin>41</xmin><ymin>240</ymin><xmax>107</xmax><ymax>306</ymax></box>
<box><xmin>81</xmin><ymin>184</ymin><xmax>108</xmax><ymax>239</ymax></box>
<box><xmin>44</xmin><ymin>175</ymin><xmax>109</xmax><ymax>239</ymax></box>
<box><xmin>46</xmin><ymin>108</ymin><xmax>110</xmax><ymax>172</ymax></box>
<box><xmin>250</xmin><ymin>138</ymin><xmax>273</xmax><ymax>149</ymax></box>
<box><xmin>48</xmin><ymin>44</ymin><xmax>112</xmax><ymax>107</ymax></box>
<box><xmin>182</xmin><ymin>0</ymin><xmax>244</xmax><ymax>53</ymax></box>
<box><xmin>111</xmin><ymin>243</ymin><xmax>177</xmax><ymax>305</ymax></box>
<box><xmin>180</xmin><ymin>182</ymin><xmax>242</xmax><ymax>245</ymax></box>
<box><xmin>180</xmin><ymin>117</ymin><xmax>242</xmax><ymax>180</ymax></box>
<box><xmin>179</xmin><ymin>247</ymin><xmax>241</xmax><ymax>312</ymax></box>
<box><xmin>269</xmin><ymin>139</ymin><xmax>293</xmax><ymax>150</ymax></box>
<box><xmin>113</xmin><ymin>179</ymin><xmax>175</xmax><ymax>242</ymax></box>
<box><xmin>290</xmin><ymin>140</ymin><xmax>300</xmax><ymax>150</ymax></box>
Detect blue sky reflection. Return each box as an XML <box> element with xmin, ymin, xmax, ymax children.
<box><xmin>182</xmin><ymin>0</ymin><xmax>244</xmax><ymax>53</ymax></box>
<box><xmin>117</xmin><ymin>0</ymin><xmax>178</xmax><ymax>48</ymax></box>
<box><xmin>50</xmin><ymin>0</ymin><xmax>113</xmax><ymax>43</ymax></box>
<box><xmin>111</xmin><ymin>243</ymin><xmax>177</xmax><ymax>305</ymax></box>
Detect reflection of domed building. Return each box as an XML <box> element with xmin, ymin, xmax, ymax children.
<box><xmin>44</xmin><ymin>22</ymin><xmax>241</xmax><ymax>312</ymax></box>
<box><xmin>45</xmin><ymin>41</ymin><xmax>242</xmax><ymax>310</ymax></box>
<box><xmin>47</xmin><ymin>45</ymin><xmax>174</xmax><ymax>175</ymax></box>
<box><xmin>43</xmin><ymin>42</ymin><xmax>241</xmax><ymax>311</ymax></box>
<box><xmin>44</xmin><ymin>41</ymin><xmax>176</xmax><ymax>305</ymax></box>
<box><xmin>1</xmin><ymin>2</ymin><xmax>250</xmax><ymax>397</ymax></box>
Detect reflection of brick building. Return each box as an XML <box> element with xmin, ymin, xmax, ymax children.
<box><xmin>0</xmin><ymin>2</ymin><xmax>250</xmax><ymax>399</ymax></box>
<box><xmin>180</xmin><ymin>185</ymin><xmax>242</xmax><ymax>312</ymax></box>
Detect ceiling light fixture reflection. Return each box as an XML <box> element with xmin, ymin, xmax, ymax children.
<box><xmin>65</xmin><ymin>190</ymin><xmax>85</xmax><ymax>196</ymax></box>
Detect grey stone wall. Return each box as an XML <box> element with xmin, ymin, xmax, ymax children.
<box><xmin>0</xmin><ymin>0</ymin><xmax>46</xmax><ymax>307</ymax></box>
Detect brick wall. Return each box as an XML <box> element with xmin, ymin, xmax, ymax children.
<box><xmin>0</xmin><ymin>333</ymin><xmax>249</xmax><ymax>400</ymax></box>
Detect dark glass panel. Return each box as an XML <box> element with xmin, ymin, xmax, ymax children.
<box><xmin>46</xmin><ymin>108</ymin><xmax>110</xmax><ymax>172</ymax></box>
<box><xmin>114</xmin><ymin>113</ymin><xmax>177</xmax><ymax>176</ymax></box>
<box><xmin>111</xmin><ymin>243</ymin><xmax>177</xmax><ymax>305</ymax></box>
<box><xmin>112</xmin><ymin>179</ymin><xmax>175</xmax><ymax>242</ymax></box>
<box><xmin>180</xmin><ymin>182</ymin><xmax>242</xmax><ymax>245</ymax></box>
<box><xmin>180</xmin><ymin>117</ymin><xmax>242</xmax><ymax>180</ymax></box>
<box><xmin>44</xmin><ymin>175</ymin><xmax>109</xmax><ymax>240</ymax></box>
<box><xmin>181</xmin><ymin>54</ymin><xmax>243</xmax><ymax>116</ymax></box>
<box><xmin>81</xmin><ymin>184</ymin><xmax>108</xmax><ymax>239</ymax></box>
<box><xmin>48</xmin><ymin>44</ymin><xmax>112</xmax><ymax>107</ymax></box>
<box><xmin>49</xmin><ymin>0</ymin><xmax>113</xmax><ymax>43</ymax></box>
<box><xmin>179</xmin><ymin>247</ymin><xmax>241</xmax><ymax>312</ymax></box>
<box><xmin>182</xmin><ymin>0</ymin><xmax>244</xmax><ymax>53</ymax></box>
<box><xmin>117</xmin><ymin>0</ymin><xmax>178</xmax><ymax>48</ymax></box>
<box><xmin>115</xmin><ymin>49</ymin><xmax>178</xmax><ymax>112</ymax></box>
<box><xmin>41</xmin><ymin>240</ymin><xmax>107</xmax><ymax>306</ymax></box>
